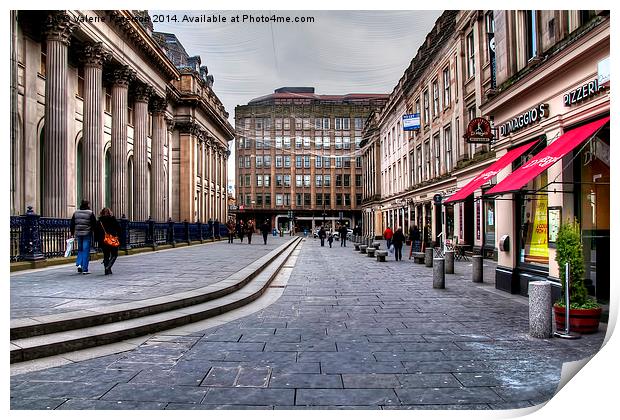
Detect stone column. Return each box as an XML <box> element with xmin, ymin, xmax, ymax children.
<box><xmin>214</xmin><ymin>147</ymin><xmax>220</xmax><ymax>221</ymax></box>
<box><xmin>222</xmin><ymin>149</ymin><xmax>228</xmax><ymax>221</ymax></box>
<box><xmin>150</xmin><ymin>96</ymin><xmax>167</xmax><ymax>221</ymax></box>
<box><xmin>110</xmin><ymin>66</ymin><xmax>135</xmax><ymax>218</ymax></box>
<box><xmin>207</xmin><ymin>141</ymin><xmax>213</xmax><ymax>219</ymax></box>
<box><xmin>132</xmin><ymin>83</ymin><xmax>152</xmax><ymax>221</ymax></box>
<box><xmin>81</xmin><ymin>43</ymin><xmax>110</xmax><ymax>215</ymax></box>
<box><xmin>42</xmin><ymin>13</ymin><xmax>77</xmax><ymax>217</ymax></box>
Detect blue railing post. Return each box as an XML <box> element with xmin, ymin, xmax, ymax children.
<box><xmin>19</xmin><ymin>206</ymin><xmax>45</xmax><ymax>261</ymax></box>
<box><xmin>184</xmin><ymin>219</ymin><xmax>190</xmax><ymax>244</ymax></box>
<box><xmin>197</xmin><ymin>219</ymin><xmax>203</xmax><ymax>243</ymax></box>
<box><xmin>208</xmin><ymin>218</ymin><xmax>214</xmax><ymax>242</ymax></box>
<box><xmin>167</xmin><ymin>217</ymin><xmax>176</xmax><ymax>247</ymax></box>
<box><xmin>146</xmin><ymin>216</ymin><xmax>156</xmax><ymax>249</ymax></box>
<box><xmin>119</xmin><ymin>214</ymin><xmax>131</xmax><ymax>252</ymax></box>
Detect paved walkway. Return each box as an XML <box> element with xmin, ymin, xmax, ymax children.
<box><xmin>11</xmin><ymin>236</ymin><xmax>290</xmax><ymax>319</ymax></box>
<box><xmin>10</xmin><ymin>238</ymin><xmax>606</xmax><ymax>409</ymax></box>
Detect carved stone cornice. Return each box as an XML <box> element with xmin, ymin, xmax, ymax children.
<box><xmin>132</xmin><ymin>82</ymin><xmax>153</xmax><ymax>103</ymax></box>
<box><xmin>44</xmin><ymin>12</ymin><xmax>78</xmax><ymax>45</ymax></box>
<box><xmin>164</xmin><ymin>116</ymin><xmax>175</xmax><ymax>132</ymax></box>
<box><xmin>81</xmin><ymin>42</ymin><xmax>112</xmax><ymax>69</ymax></box>
<box><xmin>109</xmin><ymin>65</ymin><xmax>136</xmax><ymax>88</ymax></box>
<box><xmin>176</xmin><ymin>121</ymin><xmax>204</xmax><ymax>137</ymax></box>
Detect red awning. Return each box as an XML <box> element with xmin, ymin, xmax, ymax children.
<box><xmin>486</xmin><ymin>116</ymin><xmax>610</xmax><ymax>196</ymax></box>
<box><xmin>444</xmin><ymin>140</ymin><xmax>537</xmax><ymax>203</ymax></box>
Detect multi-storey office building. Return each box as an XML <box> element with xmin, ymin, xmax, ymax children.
<box><xmin>478</xmin><ymin>11</ymin><xmax>609</xmax><ymax>298</ymax></box>
<box><xmin>235</xmin><ymin>87</ymin><xmax>388</xmax><ymax>233</ymax></box>
<box><xmin>10</xmin><ymin>10</ymin><xmax>233</xmax><ymax>222</ymax></box>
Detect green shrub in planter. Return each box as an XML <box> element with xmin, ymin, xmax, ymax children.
<box><xmin>555</xmin><ymin>219</ymin><xmax>600</xmax><ymax>310</ymax></box>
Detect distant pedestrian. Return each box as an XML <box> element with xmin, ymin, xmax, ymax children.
<box><xmin>318</xmin><ymin>226</ymin><xmax>327</xmax><ymax>247</ymax></box>
<box><xmin>70</xmin><ymin>200</ymin><xmax>97</xmax><ymax>274</ymax></box>
<box><xmin>339</xmin><ymin>225</ymin><xmax>348</xmax><ymax>247</ymax></box>
<box><xmin>383</xmin><ymin>226</ymin><xmax>394</xmax><ymax>250</ymax></box>
<box><xmin>246</xmin><ymin>220</ymin><xmax>254</xmax><ymax>244</ymax></box>
<box><xmin>260</xmin><ymin>219</ymin><xmax>270</xmax><ymax>245</ymax></box>
<box><xmin>327</xmin><ymin>231</ymin><xmax>334</xmax><ymax>248</ymax></box>
<box><xmin>226</xmin><ymin>219</ymin><xmax>235</xmax><ymax>244</ymax></box>
<box><xmin>393</xmin><ymin>227</ymin><xmax>406</xmax><ymax>261</ymax></box>
<box><xmin>237</xmin><ymin>220</ymin><xmax>245</xmax><ymax>243</ymax></box>
<box><xmin>97</xmin><ymin>207</ymin><xmax>120</xmax><ymax>275</ymax></box>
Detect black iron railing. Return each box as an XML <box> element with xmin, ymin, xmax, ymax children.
<box><xmin>9</xmin><ymin>207</ymin><xmax>225</xmax><ymax>262</ymax></box>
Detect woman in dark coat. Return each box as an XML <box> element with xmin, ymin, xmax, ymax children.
<box><xmin>392</xmin><ymin>227</ymin><xmax>406</xmax><ymax>261</ymax></box>
<box><xmin>237</xmin><ymin>220</ymin><xmax>245</xmax><ymax>243</ymax></box>
<box><xmin>318</xmin><ymin>226</ymin><xmax>327</xmax><ymax>247</ymax></box>
<box><xmin>246</xmin><ymin>220</ymin><xmax>254</xmax><ymax>244</ymax></box>
<box><xmin>260</xmin><ymin>220</ymin><xmax>271</xmax><ymax>245</ymax></box>
<box><xmin>97</xmin><ymin>207</ymin><xmax>121</xmax><ymax>275</ymax></box>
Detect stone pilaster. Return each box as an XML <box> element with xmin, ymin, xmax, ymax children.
<box><xmin>132</xmin><ymin>82</ymin><xmax>152</xmax><ymax>221</ymax></box>
<box><xmin>206</xmin><ymin>139</ymin><xmax>213</xmax><ymax>219</ymax></box>
<box><xmin>150</xmin><ymin>96</ymin><xmax>167</xmax><ymax>221</ymax></box>
<box><xmin>110</xmin><ymin>66</ymin><xmax>135</xmax><ymax>218</ymax></box>
<box><xmin>42</xmin><ymin>12</ymin><xmax>77</xmax><ymax>217</ymax></box>
<box><xmin>81</xmin><ymin>42</ymin><xmax>110</xmax><ymax>214</ymax></box>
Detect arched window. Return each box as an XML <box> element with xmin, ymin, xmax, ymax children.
<box><xmin>76</xmin><ymin>140</ymin><xmax>83</xmax><ymax>206</ymax></box>
<box><xmin>105</xmin><ymin>150</ymin><xmax>111</xmax><ymax>208</ymax></box>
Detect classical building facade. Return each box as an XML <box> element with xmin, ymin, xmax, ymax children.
<box><xmin>479</xmin><ymin>11</ymin><xmax>609</xmax><ymax>298</ymax></box>
<box><xmin>10</xmin><ymin>10</ymin><xmax>233</xmax><ymax>222</ymax></box>
<box><xmin>235</xmin><ymin>87</ymin><xmax>388</xmax><ymax>233</ymax></box>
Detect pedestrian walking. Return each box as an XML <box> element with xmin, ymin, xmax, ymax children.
<box><xmin>97</xmin><ymin>208</ymin><xmax>121</xmax><ymax>275</ymax></box>
<box><xmin>260</xmin><ymin>219</ymin><xmax>270</xmax><ymax>245</ymax></box>
<box><xmin>339</xmin><ymin>224</ymin><xmax>348</xmax><ymax>247</ymax></box>
<box><xmin>383</xmin><ymin>226</ymin><xmax>394</xmax><ymax>251</ymax></box>
<box><xmin>70</xmin><ymin>200</ymin><xmax>97</xmax><ymax>274</ymax></box>
<box><xmin>327</xmin><ymin>232</ymin><xmax>334</xmax><ymax>248</ymax></box>
<box><xmin>408</xmin><ymin>224</ymin><xmax>421</xmax><ymax>258</ymax></box>
<box><xmin>318</xmin><ymin>226</ymin><xmax>326</xmax><ymax>247</ymax></box>
<box><xmin>246</xmin><ymin>220</ymin><xmax>254</xmax><ymax>244</ymax></box>
<box><xmin>237</xmin><ymin>220</ymin><xmax>245</xmax><ymax>243</ymax></box>
<box><xmin>226</xmin><ymin>219</ymin><xmax>235</xmax><ymax>244</ymax></box>
<box><xmin>392</xmin><ymin>227</ymin><xmax>406</xmax><ymax>261</ymax></box>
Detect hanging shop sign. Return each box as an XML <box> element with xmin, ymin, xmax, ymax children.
<box><xmin>499</xmin><ymin>103</ymin><xmax>549</xmax><ymax>137</ymax></box>
<box><xmin>464</xmin><ymin>117</ymin><xmax>495</xmax><ymax>144</ymax></box>
<box><xmin>563</xmin><ymin>78</ymin><xmax>605</xmax><ymax>107</ymax></box>
<box><xmin>403</xmin><ymin>113</ymin><xmax>421</xmax><ymax>131</ymax></box>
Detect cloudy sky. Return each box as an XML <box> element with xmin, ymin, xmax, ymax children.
<box><xmin>151</xmin><ymin>10</ymin><xmax>443</xmax><ymax>187</ymax></box>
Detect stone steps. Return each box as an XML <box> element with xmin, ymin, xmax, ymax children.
<box><xmin>10</xmin><ymin>237</ymin><xmax>302</xmax><ymax>363</ymax></box>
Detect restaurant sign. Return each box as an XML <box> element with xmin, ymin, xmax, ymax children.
<box><xmin>499</xmin><ymin>103</ymin><xmax>549</xmax><ymax>137</ymax></box>
<box><xmin>464</xmin><ymin>117</ymin><xmax>495</xmax><ymax>144</ymax></box>
<box><xmin>563</xmin><ymin>78</ymin><xmax>605</xmax><ymax>107</ymax></box>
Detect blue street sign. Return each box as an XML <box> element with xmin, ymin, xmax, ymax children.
<box><xmin>403</xmin><ymin>113</ymin><xmax>420</xmax><ymax>131</ymax></box>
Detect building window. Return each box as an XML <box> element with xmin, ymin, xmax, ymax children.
<box><xmin>296</xmin><ymin>175</ymin><xmax>302</xmax><ymax>187</ymax></box>
<box><xmin>323</xmin><ymin>137</ymin><xmax>330</xmax><ymax>149</ymax></box>
<box><xmin>324</xmin><ymin>175</ymin><xmax>331</xmax><ymax>187</ymax></box>
<box><xmin>336</xmin><ymin>194</ymin><xmax>343</xmax><ymax>206</ymax></box>
<box><xmin>296</xmin><ymin>155</ymin><xmax>302</xmax><ymax>168</ymax></box>
<box><xmin>264</xmin><ymin>175</ymin><xmax>270</xmax><ymax>187</ymax></box>
<box><xmin>416</xmin><ymin>146</ymin><xmax>422</xmax><ymax>183</ymax></box>
<box><xmin>275</xmin><ymin>137</ymin><xmax>283</xmax><ymax>149</ymax></box>
<box><xmin>467</xmin><ymin>31</ymin><xmax>475</xmax><ymax>78</ymax></box>
<box><xmin>336</xmin><ymin>175</ymin><xmax>342</xmax><ymax>187</ymax></box>
<box><xmin>335</xmin><ymin>137</ymin><xmax>342</xmax><ymax>149</ymax></box>
<box><xmin>283</xmin><ymin>118</ymin><xmax>290</xmax><ymax>130</ymax></box>
<box><xmin>265</xmin><ymin>193</ymin><xmax>271</xmax><ymax>206</ymax></box>
<box><xmin>356</xmin><ymin>193</ymin><xmax>362</xmax><ymax>206</ymax></box>
<box><xmin>315</xmin><ymin>137</ymin><xmax>323</xmax><ymax>149</ymax></box>
<box><xmin>127</xmin><ymin>105</ymin><xmax>134</xmax><ymax>126</ymax></box>
<box><xmin>238</xmin><ymin>174</ymin><xmax>243</xmax><ymax>187</ymax></box>
<box><xmin>432</xmin><ymin>79</ymin><xmax>439</xmax><ymax>117</ymax></box>
<box><xmin>322</xmin><ymin>118</ymin><xmax>330</xmax><ymax>130</ymax></box>
<box><xmin>275</xmin><ymin>118</ymin><xmax>282</xmax><ymax>130</ymax></box>
<box><xmin>316</xmin><ymin>193</ymin><xmax>323</xmax><ymax>206</ymax></box>
<box><xmin>264</xmin><ymin>155</ymin><xmax>271</xmax><ymax>168</ymax></box>
<box><xmin>344</xmin><ymin>194</ymin><xmax>351</xmax><ymax>206</ymax></box>
<box><xmin>423</xmin><ymin>90</ymin><xmax>429</xmax><ymax>125</ymax></box>
<box><xmin>355</xmin><ymin>117</ymin><xmax>363</xmax><ymax>130</ymax></box>
<box><xmin>245</xmin><ymin>156</ymin><xmax>251</xmax><ymax>168</ymax></box>
<box><xmin>283</xmin><ymin>137</ymin><xmax>291</xmax><ymax>149</ymax></box>
<box><xmin>343</xmin><ymin>157</ymin><xmax>351</xmax><ymax>168</ymax></box>
<box><xmin>444</xmin><ymin>125</ymin><xmax>452</xmax><ymax>172</ymax></box>
<box><xmin>256</xmin><ymin>118</ymin><xmax>263</xmax><ymax>130</ymax></box>
<box><xmin>355</xmin><ymin>137</ymin><xmax>361</xmax><ymax>149</ymax></box>
<box><xmin>276</xmin><ymin>155</ymin><xmax>283</xmax><ymax>168</ymax></box>
<box><xmin>276</xmin><ymin>194</ymin><xmax>283</xmax><ymax>206</ymax></box>
<box><xmin>256</xmin><ymin>194</ymin><xmax>263</xmax><ymax>206</ymax></box>
<box><xmin>526</xmin><ymin>10</ymin><xmax>538</xmax><ymax>60</ymax></box>
<box><xmin>295</xmin><ymin>136</ymin><xmax>302</xmax><ymax>148</ymax></box>
<box><xmin>344</xmin><ymin>174</ymin><xmax>350</xmax><ymax>187</ymax></box>
<box><xmin>303</xmin><ymin>136</ymin><xmax>311</xmax><ymax>148</ymax></box>
<box><xmin>324</xmin><ymin>193</ymin><xmax>331</xmax><ymax>206</ymax></box>
<box><xmin>335</xmin><ymin>157</ymin><xmax>342</xmax><ymax>168</ymax></box>
<box><xmin>443</xmin><ymin>67</ymin><xmax>451</xmax><ymax>106</ymax></box>
<box><xmin>424</xmin><ymin>141</ymin><xmax>430</xmax><ymax>180</ymax></box>
<box><xmin>304</xmin><ymin>193</ymin><xmax>311</xmax><ymax>206</ymax></box>
<box><xmin>276</xmin><ymin>175</ymin><xmax>283</xmax><ymax>187</ymax></box>
<box><xmin>315</xmin><ymin>156</ymin><xmax>322</xmax><ymax>168</ymax></box>
<box><xmin>263</xmin><ymin>138</ymin><xmax>271</xmax><ymax>149</ymax></box>
<box><xmin>304</xmin><ymin>175</ymin><xmax>310</xmax><ymax>187</ymax></box>
<box><xmin>433</xmin><ymin>134</ymin><xmax>441</xmax><ymax>176</ymax></box>
<box><xmin>257</xmin><ymin>175</ymin><xmax>263</xmax><ymax>187</ymax></box>
<box><xmin>316</xmin><ymin>175</ymin><xmax>323</xmax><ymax>187</ymax></box>
<box><xmin>39</xmin><ymin>41</ymin><xmax>47</xmax><ymax>76</ymax></box>
<box><xmin>315</xmin><ymin>118</ymin><xmax>322</xmax><ymax>130</ymax></box>
<box><xmin>245</xmin><ymin>195</ymin><xmax>251</xmax><ymax>206</ymax></box>
<box><xmin>238</xmin><ymin>157</ymin><xmax>243</xmax><ymax>168</ymax></box>
<box><xmin>296</xmin><ymin>193</ymin><xmax>303</xmax><ymax>206</ymax></box>
<box><xmin>284</xmin><ymin>156</ymin><xmax>290</xmax><ymax>168</ymax></box>
<box><xmin>323</xmin><ymin>156</ymin><xmax>331</xmax><ymax>168</ymax></box>
<box><xmin>343</xmin><ymin>137</ymin><xmax>351</xmax><ymax>150</ymax></box>
<box><xmin>356</xmin><ymin>156</ymin><xmax>362</xmax><ymax>168</ymax></box>
<box><xmin>304</xmin><ymin>155</ymin><xmax>310</xmax><ymax>168</ymax></box>
<box><xmin>245</xmin><ymin>174</ymin><xmax>251</xmax><ymax>186</ymax></box>
<box><xmin>284</xmin><ymin>175</ymin><xmax>291</xmax><ymax>187</ymax></box>
<box><xmin>255</xmin><ymin>138</ymin><xmax>263</xmax><ymax>149</ymax></box>
<box><xmin>255</xmin><ymin>155</ymin><xmax>263</xmax><ymax>168</ymax></box>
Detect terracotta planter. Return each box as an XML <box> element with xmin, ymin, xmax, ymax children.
<box><xmin>553</xmin><ymin>305</ymin><xmax>602</xmax><ymax>334</ymax></box>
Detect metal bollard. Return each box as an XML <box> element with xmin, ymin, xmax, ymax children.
<box><xmin>425</xmin><ymin>248</ymin><xmax>434</xmax><ymax>267</ymax></box>
<box><xmin>444</xmin><ymin>250</ymin><xmax>454</xmax><ymax>274</ymax></box>
<box><xmin>433</xmin><ymin>258</ymin><xmax>445</xmax><ymax>289</ymax></box>
<box><xmin>529</xmin><ymin>281</ymin><xmax>552</xmax><ymax>338</ymax></box>
<box><xmin>472</xmin><ymin>255</ymin><xmax>483</xmax><ymax>283</ymax></box>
